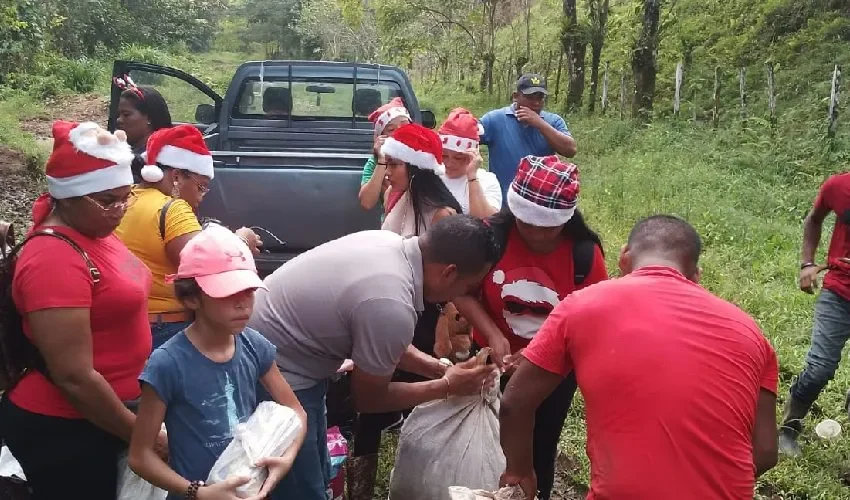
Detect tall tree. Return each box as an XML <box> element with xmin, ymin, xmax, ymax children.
<box><xmin>586</xmin><ymin>0</ymin><xmax>609</xmax><ymax>113</ymax></box>
<box><xmin>562</xmin><ymin>0</ymin><xmax>587</xmax><ymax>110</ymax></box>
<box><xmin>631</xmin><ymin>0</ymin><xmax>661</xmax><ymax>120</ymax></box>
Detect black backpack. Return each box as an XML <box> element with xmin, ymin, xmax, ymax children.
<box><xmin>489</xmin><ymin>219</ymin><xmax>596</xmax><ymax>286</ymax></box>
<box><xmin>0</xmin><ymin>228</ymin><xmax>100</xmax><ymax>390</ymax></box>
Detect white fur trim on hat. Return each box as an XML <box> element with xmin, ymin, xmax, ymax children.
<box><xmin>68</xmin><ymin>122</ymin><xmax>134</xmax><ymax>166</ymax></box>
<box><xmin>440</xmin><ymin>134</ymin><xmax>479</xmax><ymax>153</ymax></box>
<box><xmin>375</xmin><ymin>107</ymin><xmax>411</xmax><ymax>136</ymax></box>
<box><xmin>156</xmin><ymin>144</ymin><xmax>214</xmax><ymax>179</ymax></box>
<box><xmin>381</xmin><ymin>137</ymin><xmax>445</xmax><ymax>175</ymax></box>
<box><xmin>507</xmin><ymin>188</ymin><xmax>575</xmax><ymax>227</ymax></box>
<box><xmin>48</xmin><ymin>162</ymin><xmax>135</xmax><ymax>199</ymax></box>
<box><xmin>141</xmin><ymin>164</ymin><xmax>164</xmax><ymax>182</ymax></box>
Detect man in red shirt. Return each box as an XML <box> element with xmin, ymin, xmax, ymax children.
<box><xmin>781</xmin><ymin>172</ymin><xmax>850</xmax><ymax>455</ymax></box>
<box><xmin>500</xmin><ymin>215</ymin><xmax>778</xmax><ymax>499</ymax></box>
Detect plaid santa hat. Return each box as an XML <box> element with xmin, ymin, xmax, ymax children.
<box><xmin>439</xmin><ymin>108</ymin><xmax>484</xmax><ymax>152</ymax></box>
<box><xmin>507</xmin><ymin>155</ymin><xmax>579</xmax><ymax>227</ymax></box>
<box><xmin>380</xmin><ymin>123</ymin><xmax>445</xmax><ymax>175</ymax></box>
<box><xmin>140</xmin><ymin>124</ymin><xmax>214</xmax><ymax>182</ymax></box>
<box><xmin>368</xmin><ymin>97</ymin><xmax>410</xmax><ymax>136</ymax></box>
<box><xmin>45</xmin><ymin>121</ymin><xmax>135</xmax><ymax>199</ymax></box>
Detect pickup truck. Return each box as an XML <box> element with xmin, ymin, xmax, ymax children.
<box><xmin>107</xmin><ymin>60</ymin><xmax>436</xmax><ymax>275</ymax></box>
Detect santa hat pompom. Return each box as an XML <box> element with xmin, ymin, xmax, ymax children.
<box><xmin>140</xmin><ymin>164</ymin><xmax>164</xmax><ymax>183</ymax></box>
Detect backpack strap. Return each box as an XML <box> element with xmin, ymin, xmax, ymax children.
<box><xmin>572</xmin><ymin>238</ymin><xmax>596</xmax><ymax>286</ymax></box>
<box><xmin>159</xmin><ymin>198</ymin><xmax>176</xmax><ymax>241</ymax></box>
<box><xmin>16</xmin><ymin>229</ymin><xmax>101</xmax><ymax>284</ymax></box>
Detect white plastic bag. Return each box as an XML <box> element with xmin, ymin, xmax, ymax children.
<box><xmin>117</xmin><ymin>452</ymin><xmax>167</xmax><ymax>500</ymax></box>
<box><xmin>389</xmin><ymin>350</ymin><xmax>505</xmax><ymax>500</ymax></box>
<box><xmin>206</xmin><ymin>401</ymin><xmax>303</xmax><ymax>498</ymax></box>
<box><xmin>0</xmin><ymin>446</ymin><xmax>25</xmax><ymax>480</ymax></box>
<box><xmin>448</xmin><ymin>486</ymin><xmax>531</xmax><ymax>500</ymax></box>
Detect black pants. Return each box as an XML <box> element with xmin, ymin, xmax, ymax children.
<box><xmin>528</xmin><ymin>373</ymin><xmax>578</xmax><ymax>500</ymax></box>
<box><xmin>0</xmin><ymin>396</ymin><xmax>125</xmax><ymax>500</ymax></box>
<box><xmin>351</xmin><ymin>302</ymin><xmax>440</xmax><ymax>457</ymax></box>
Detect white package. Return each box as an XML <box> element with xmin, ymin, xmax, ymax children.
<box><xmin>117</xmin><ymin>452</ymin><xmax>167</xmax><ymax>500</ymax></box>
<box><xmin>206</xmin><ymin>401</ymin><xmax>303</xmax><ymax>498</ymax></box>
<box><xmin>448</xmin><ymin>486</ymin><xmax>531</xmax><ymax>500</ymax></box>
<box><xmin>0</xmin><ymin>446</ymin><xmax>25</xmax><ymax>480</ymax></box>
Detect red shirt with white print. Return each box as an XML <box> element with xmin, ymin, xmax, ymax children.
<box><xmin>473</xmin><ymin>226</ymin><xmax>607</xmax><ymax>353</ymax></box>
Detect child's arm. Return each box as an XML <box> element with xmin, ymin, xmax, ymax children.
<box><xmin>129</xmin><ymin>384</ymin><xmax>251</xmax><ymax>499</ymax></box>
<box><xmin>255</xmin><ymin>366</ymin><xmax>309</xmax><ymax>497</ymax></box>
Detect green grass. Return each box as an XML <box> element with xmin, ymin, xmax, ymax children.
<box><xmin>0</xmin><ymin>92</ymin><xmax>49</xmax><ymax>174</ymax></box>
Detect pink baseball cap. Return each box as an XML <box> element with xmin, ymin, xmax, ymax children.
<box><xmin>166</xmin><ymin>224</ymin><xmax>267</xmax><ymax>298</ymax></box>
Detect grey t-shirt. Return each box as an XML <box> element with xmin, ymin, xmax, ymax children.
<box><xmin>249</xmin><ymin>231</ymin><xmax>425</xmax><ymax>391</ymax></box>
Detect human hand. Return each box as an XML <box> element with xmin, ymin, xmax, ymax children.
<box><xmin>373</xmin><ymin>135</ymin><xmax>387</xmax><ymax>160</ymax></box>
<box><xmin>487</xmin><ymin>334</ymin><xmax>513</xmax><ymax>371</ymax></box>
<box><xmin>444</xmin><ymin>356</ymin><xmax>498</xmax><ymax>397</ymax></box>
<box><xmin>197</xmin><ymin>477</ymin><xmax>251</xmax><ymax>500</ymax></box>
<box><xmin>251</xmin><ymin>455</ymin><xmax>297</xmax><ymax>499</ymax></box>
<box><xmin>235</xmin><ymin>227</ymin><xmax>262</xmax><ymax>255</ymax></box>
<box><xmin>154</xmin><ymin>430</ymin><xmax>169</xmax><ymax>461</ymax></box>
<box><xmin>500</xmin><ymin>470</ymin><xmax>537</xmax><ymax>500</ymax></box>
<box><xmin>514</xmin><ymin>106</ymin><xmax>544</xmax><ymax>128</ymax></box>
<box><xmin>465</xmin><ymin>149</ymin><xmax>483</xmax><ymax>180</ymax></box>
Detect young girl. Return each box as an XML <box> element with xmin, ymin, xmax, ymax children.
<box><xmin>129</xmin><ymin>225</ymin><xmax>307</xmax><ymax>500</ymax></box>
<box><xmin>456</xmin><ymin>155</ymin><xmax>608</xmax><ymax>500</ymax></box>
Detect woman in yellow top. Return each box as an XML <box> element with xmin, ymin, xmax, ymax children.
<box><xmin>116</xmin><ymin>124</ymin><xmax>260</xmax><ymax>350</ymax></box>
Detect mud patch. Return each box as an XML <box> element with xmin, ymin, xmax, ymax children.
<box><xmin>20</xmin><ymin>93</ymin><xmax>109</xmax><ymax>142</ymax></box>
<box><xmin>0</xmin><ymin>146</ymin><xmax>43</xmax><ymax>232</ymax></box>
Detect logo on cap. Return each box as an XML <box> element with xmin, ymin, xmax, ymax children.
<box><xmin>530</xmin><ymin>77</ymin><xmax>541</xmax><ymax>85</ymax></box>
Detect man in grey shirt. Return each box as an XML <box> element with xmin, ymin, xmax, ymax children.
<box><xmin>249</xmin><ymin>215</ymin><xmax>501</xmax><ymax>500</ymax></box>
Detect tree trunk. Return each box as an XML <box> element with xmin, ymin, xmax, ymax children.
<box><xmin>588</xmin><ymin>42</ymin><xmax>603</xmax><ymax>113</ymax></box>
<box><xmin>554</xmin><ymin>51</ymin><xmax>565</xmax><ymax>103</ymax></box>
<box><xmin>631</xmin><ymin>0</ymin><xmax>661</xmax><ymax>120</ymax></box>
<box><xmin>587</xmin><ymin>0</ymin><xmax>609</xmax><ymax>113</ymax></box>
<box><xmin>563</xmin><ymin>0</ymin><xmax>586</xmax><ymax>111</ymax></box>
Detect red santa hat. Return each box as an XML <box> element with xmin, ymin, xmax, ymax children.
<box><xmin>507</xmin><ymin>155</ymin><xmax>579</xmax><ymax>227</ymax></box>
<box><xmin>438</xmin><ymin>108</ymin><xmax>484</xmax><ymax>152</ymax></box>
<box><xmin>368</xmin><ymin>97</ymin><xmax>411</xmax><ymax>136</ymax></box>
<box><xmin>380</xmin><ymin>123</ymin><xmax>445</xmax><ymax>175</ymax></box>
<box><xmin>141</xmin><ymin>124</ymin><xmax>214</xmax><ymax>182</ymax></box>
<box><xmin>45</xmin><ymin>121</ymin><xmax>135</xmax><ymax>199</ymax></box>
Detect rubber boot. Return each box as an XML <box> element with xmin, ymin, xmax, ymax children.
<box><xmin>778</xmin><ymin>397</ymin><xmax>812</xmax><ymax>457</ymax></box>
<box><xmin>347</xmin><ymin>453</ymin><xmax>379</xmax><ymax>500</ymax></box>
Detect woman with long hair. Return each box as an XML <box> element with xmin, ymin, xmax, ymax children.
<box><xmin>0</xmin><ymin>121</ymin><xmax>166</xmax><ymax>500</ymax></box>
<box><xmin>115</xmin><ymin>124</ymin><xmax>261</xmax><ymax>350</ymax></box>
<box><xmin>455</xmin><ymin>155</ymin><xmax>608</xmax><ymax>500</ymax></box>
<box><xmin>113</xmin><ymin>75</ymin><xmax>173</xmax><ymax>182</ymax></box>
<box><xmin>358</xmin><ymin>97</ymin><xmax>411</xmax><ymax>217</ymax></box>
<box><xmin>347</xmin><ymin>123</ymin><xmax>462</xmax><ymax>500</ymax></box>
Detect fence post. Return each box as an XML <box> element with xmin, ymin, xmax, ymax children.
<box><xmin>766</xmin><ymin>63</ymin><xmax>777</xmax><ymax>125</ymax></box>
<box><xmin>829</xmin><ymin>64</ymin><xmax>841</xmax><ymax>138</ymax></box>
<box><xmin>674</xmin><ymin>61</ymin><xmax>683</xmax><ymax>117</ymax></box>
<box><xmin>738</xmin><ymin>67</ymin><xmax>747</xmax><ymax>120</ymax></box>
<box><xmin>619</xmin><ymin>72</ymin><xmax>626</xmax><ymax>120</ymax></box>
<box><xmin>601</xmin><ymin>61</ymin><xmax>609</xmax><ymax>114</ymax></box>
<box><xmin>713</xmin><ymin>66</ymin><xmax>720</xmax><ymax>128</ymax></box>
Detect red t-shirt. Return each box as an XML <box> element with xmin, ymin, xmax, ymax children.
<box><xmin>524</xmin><ymin>266</ymin><xmax>779</xmax><ymax>500</ymax></box>
<box><xmin>814</xmin><ymin>173</ymin><xmax>850</xmax><ymax>301</ymax></box>
<box><xmin>10</xmin><ymin>227</ymin><xmax>152</xmax><ymax>418</ymax></box>
<box><xmin>474</xmin><ymin>227</ymin><xmax>608</xmax><ymax>353</ymax></box>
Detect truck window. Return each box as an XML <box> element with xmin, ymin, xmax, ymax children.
<box><xmin>233</xmin><ymin>79</ymin><xmax>404</xmax><ymax>121</ymax></box>
<box><xmin>124</xmin><ymin>69</ymin><xmax>217</xmax><ymax>125</ymax></box>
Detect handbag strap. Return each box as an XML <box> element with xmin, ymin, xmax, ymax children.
<box><xmin>13</xmin><ymin>228</ymin><xmax>100</xmax><ymax>284</ymax></box>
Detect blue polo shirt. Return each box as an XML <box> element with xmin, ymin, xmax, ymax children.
<box><xmin>480</xmin><ymin>104</ymin><xmax>571</xmax><ymax>200</ymax></box>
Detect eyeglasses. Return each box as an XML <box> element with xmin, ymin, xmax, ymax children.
<box><xmin>84</xmin><ymin>191</ymin><xmax>136</xmax><ymax>212</ymax></box>
<box><xmin>186</xmin><ymin>174</ymin><xmax>210</xmax><ymax>196</ymax></box>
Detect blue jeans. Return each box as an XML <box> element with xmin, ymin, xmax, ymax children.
<box><xmin>150</xmin><ymin>321</ymin><xmax>191</xmax><ymax>351</ymax></box>
<box><xmin>790</xmin><ymin>289</ymin><xmax>850</xmax><ymax>405</ymax></box>
<box><xmin>264</xmin><ymin>381</ymin><xmax>331</xmax><ymax>500</ymax></box>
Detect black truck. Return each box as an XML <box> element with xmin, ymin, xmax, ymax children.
<box><xmin>108</xmin><ymin>59</ymin><xmax>435</xmax><ymax>274</ymax></box>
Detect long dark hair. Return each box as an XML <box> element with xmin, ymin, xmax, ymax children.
<box><xmin>488</xmin><ymin>206</ymin><xmax>604</xmax><ymax>258</ymax></box>
<box><xmin>407</xmin><ymin>164</ymin><xmax>463</xmax><ymax>236</ymax></box>
<box><xmin>123</xmin><ymin>87</ymin><xmax>173</xmax><ymax>183</ymax></box>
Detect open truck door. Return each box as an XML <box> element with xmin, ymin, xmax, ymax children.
<box><xmin>107</xmin><ymin>60</ymin><xmax>223</xmax><ymax>145</ymax></box>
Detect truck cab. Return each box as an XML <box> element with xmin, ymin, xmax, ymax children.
<box><xmin>108</xmin><ymin>60</ymin><xmax>435</xmax><ymax>275</ymax></box>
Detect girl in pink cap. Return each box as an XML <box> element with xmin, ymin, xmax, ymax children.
<box><xmin>129</xmin><ymin>224</ymin><xmax>306</xmax><ymax>500</ymax></box>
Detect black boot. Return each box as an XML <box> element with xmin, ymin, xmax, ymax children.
<box><xmin>347</xmin><ymin>453</ymin><xmax>379</xmax><ymax>500</ymax></box>
<box><xmin>778</xmin><ymin>397</ymin><xmax>812</xmax><ymax>457</ymax></box>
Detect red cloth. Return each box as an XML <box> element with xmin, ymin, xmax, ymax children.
<box><xmin>814</xmin><ymin>173</ymin><xmax>850</xmax><ymax>301</ymax></box>
<box><xmin>385</xmin><ymin>190</ymin><xmax>405</xmax><ymax>215</ymax></box>
<box><xmin>473</xmin><ymin>227</ymin><xmax>607</xmax><ymax>353</ymax></box>
<box><xmin>524</xmin><ymin>266</ymin><xmax>779</xmax><ymax>500</ymax></box>
<box><xmin>9</xmin><ymin>226</ymin><xmax>152</xmax><ymax>418</ymax></box>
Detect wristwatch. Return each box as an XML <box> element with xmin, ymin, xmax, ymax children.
<box><xmin>801</xmin><ymin>262</ymin><xmax>817</xmax><ymax>270</ymax></box>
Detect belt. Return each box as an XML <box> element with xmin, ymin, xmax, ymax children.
<box><xmin>148</xmin><ymin>311</ymin><xmax>193</xmax><ymax>324</ymax></box>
